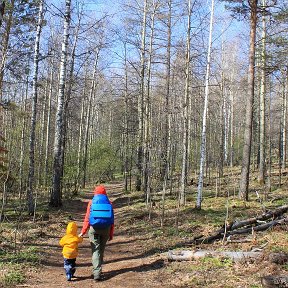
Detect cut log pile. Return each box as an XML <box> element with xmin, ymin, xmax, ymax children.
<box><xmin>193</xmin><ymin>205</ymin><xmax>288</xmax><ymax>244</ymax></box>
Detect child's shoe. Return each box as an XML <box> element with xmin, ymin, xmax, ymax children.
<box><xmin>66</xmin><ymin>273</ymin><xmax>72</xmax><ymax>281</ymax></box>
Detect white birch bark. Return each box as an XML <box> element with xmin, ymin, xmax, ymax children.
<box><xmin>19</xmin><ymin>76</ymin><xmax>29</xmax><ymax>197</ymax></box>
<box><xmin>76</xmin><ymin>98</ymin><xmax>85</xmax><ymax>186</ymax></box>
<box><xmin>0</xmin><ymin>0</ymin><xmax>14</xmax><ymax>101</ymax></box>
<box><xmin>196</xmin><ymin>0</ymin><xmax>215</xmax><ymax>209</ymax></box>
<box><xmin>161</xmin><ymin>0</ymin><xmax>172</xmax><ymax>226</ymax></box>
<box><xmin>37</xmin><ymin>77</ymin><xmax>49</xmax><ymax>187</ymax></box>
<box><xmin>51</xmin><ymin>0</ymin><xmax>71</xmax><ymax>206</ymax></box>
<box><xmin>230</xmin><ymin>57</ymin><xmax>235</xmax><ymax>168</ymax></box>
<box><xmin>82</xmin><ymin>56</ymin><xmax>98</xmax><ymax>188</ymax></box>
<box><xmin>281</xmin><ymin>70</ymin><xmax>287</xmax><ymax>169</ymax></box>
<box><xmin>258</xmin><ymin>0</ymin><xmax>266</xmax><ymax>184</ymax></box>
<box><xmin>27</xmin><ymin>0</ymin><xmax>44</xmax><ymax>214</ymax></box>
<box><xmin>124</xmin><ymin>42</ymin><xmax>129</xmax><ymax>192</ymax></box>
<box><xmin>179</xmin><ymin>0</ymin><xmax>192</xmax><ymax>206</ymax></box>
<box><xmin>44</xmin><ymin>63</ymin><xmax>54</xmax><ymax>187</ymax></box>
<box><xmin>143</xmin><ymin>0</ymin><xmax>158</xmax><ymax>200</ymax></box>
<box><xmin>136</xmin><ymin>0</ymin><xmax>147</xmax><ymax>191</ymax></box>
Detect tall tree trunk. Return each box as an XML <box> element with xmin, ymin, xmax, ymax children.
<box><xmin>50</xmin><ymin>0</ymin><xmax>71</xmax><ymax>207</ymax></box>
<box><xmin>136</xmin><ymin>0</ymin><xmax>147</xmax><ymax>191</ymax></box>
<box><xmin>281</xmin><ymin>69</ymin><xmax>287</xmax><ymax>169</ymax></box>
<box><xmin>161</xmin><ymin>0</ymin><xmax>172</xmax><ymax>226</ymax></box>
<box><xmin>230</xmin><ymin>63</ymin><xmax>235</xmax><ymax>168</ymax></box>
<box><xmin>196</xmin><ymin>0</ymin><xmax>215</xmax><ymax>209</ymax></box>
<box><xmin>258</xmin><ymin>0</ymin><xmax>266</xmax><ymax>184</ymax></box>
<box><xmin>44</xmin><ymin>63</ymin><xmax>54</xmax><ymax>187</ymax></box>
<box><xmin>37</xmin><ymin>77</ymin><xmax>49</xmax><ymax>187</ymax></box>
<box><xmin>82</xmin><ymin>56</ymin><xmax>98</xmax><ymax>188</ymax></box>
<box><xmin>239</xmin><ymin>0</ymin><xmax>258</xmax><ymax>201</ymax></box>
<box><xmin>0</xmin><ymin>0</ymin><xmax>14</xmax><ymax>101</ymax></box>
<box><xmin>179</xmin><ymin>0</ymin><xmax>192</xmax><ymax>206</ymax></box>
<box><xmin>76</xmin><ymin>98</ymin><xmax>85</xmax><ymax>187</ymax></box>
<box><xmin>124</xmin><ymin>42</ymin><xmax>129</xmax><ymax>192</ymax></box>
<box><xmin>0</xmin><ymin>1</ymin><xmax>5</xmax><ymax>27</ymax></box>
<box><xmin>60</xmin><ymin>22</ymin><xmax>80</xmax><ymax>191</ymax></box>
<box><xmin>27</xmin><ymin>0</ymin><xmax>44</xmax><ymax>214</ymax></box>
<box><xmin>19</xmin><ymin>76</ymin><xmax>29</xmax><ymax>197</ymax></box>
<box><xmin>143</xmin><ymin>1</ymin><xmax>157</xmax><ymax>200</ymax></box>
<box><xmin>219</xmin><ymin>38</ymin><xmax>225</xmax><ymax>178</ymax></box>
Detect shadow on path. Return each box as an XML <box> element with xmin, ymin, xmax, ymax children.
<box><xmin>103</xmin><ymin>259</ymin><xmax>165</xmax><ymax>281</ymax></box>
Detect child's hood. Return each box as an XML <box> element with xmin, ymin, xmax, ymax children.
<box><xmin>66</xmin><ymin>222</ymin><xmax>77</xmax><ymax>235</ymax></box>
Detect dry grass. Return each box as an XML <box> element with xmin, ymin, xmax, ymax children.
<box><xmin>0</xmin><ymin>167</ymin><xmax>287</xmax><ymax>287</ymax></box>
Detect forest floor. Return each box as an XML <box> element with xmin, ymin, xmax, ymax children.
<box><xmin>1</xmin><ymin>172</ymin><xmax>288</xmax><ymax>288</ymax></box>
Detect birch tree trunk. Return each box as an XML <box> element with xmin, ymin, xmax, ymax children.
<box><xmin>19</xmin><ymin>76</ymin><xmax>29</xmax><ymax>197</ymax></box>
<box><xmin>143</xmin><ymin>0</ymin><xmax>157</xmax><ymax>201</ymax></box>
<box><xmin>0</xmin><ymin>0</ymin><xmax>14</xmax><ymax>101</ymax></box>
<box><xmin>82</xmin><ymin>56</ymin><xmax>98</xmax><ymax>188</ymax></box>
<box><xmin>136</xmin><ymin>0</ymin><xmax>147</xmax><ymax>192</ymax></box>
<box><xmin>44</xmin><ymin>62</ymin><xmax>54</xmax><ymax>187</ymax></box>
<box><xmin>76</xmin><ymin>98</ymin><xmax>85</xmax><ymax>187</ymax></box>
<box><xmin>124</xmin><ymin>42</ymin><xmax>129</xmax><ymax>192</ymax></box>
<box><xmin>281</xmin><ymin>69</ymin><xmax>287</xmax><ymax>169</ymax></box>
<box><xmin>50</xmin><ymin>0</ymin><xmax>71</xmax><ymax>207</ymax></box>
<box><xmin>27</xmin><ymin>0</ymin><xmax>44</xmax><ymax>214</ymax></box>
<box><xmin>230</xmin><ymin>63</ymin><xmax>235</xmax><ymax>168</ymax></box>
<box><xmin>196</xmin><ymin>0</ymin><xmax>215</xmax><ymax>209</ymax></box>
<box><xmin>161</xmin><ymin>0</ymin><xmax>172</xmax><ymax>226</ymax></box>
<box><xmin>179</xmin><ymin>0</ymin><xmax>192</xmax><ymax>206</ymax></box>
<box><xmin>60</xmin><ymin>20</ymin><xmax>81</xmax><ymax>189</ymax></box>
<box><xmin>239</xmin><ymin>0</ymin><xmax>258</xmax><ymax>200</ymax></box>
<box><xmin>258</xmin><ymin>0</ymin><xmax>266</xmax><ymax>184</ymax></box>
<box><xmin>37</xmin><ymin>77</ymin><xmax>49</xmax><ymax>187</ymax></box>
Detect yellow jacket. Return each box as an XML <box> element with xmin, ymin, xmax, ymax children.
<box><xmin>59</xmin><ymin>222</ymin><xmax>83</xmax><ymax>259</ymax></box>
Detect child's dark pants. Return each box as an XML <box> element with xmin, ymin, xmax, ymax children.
<box><xmin>63</xmin><ymin>258</ymin><xmax>76</xmax><ymax>276</ymax></box>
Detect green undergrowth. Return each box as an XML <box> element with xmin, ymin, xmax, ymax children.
<box><xmin>0</xmin><ymin>246</ymin><xmax>41</xmax><ymax>287</ymax></box>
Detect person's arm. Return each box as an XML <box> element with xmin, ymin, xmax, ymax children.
<box><xmin>79</xmin><ymin>200</ymin><xmax>92</xmax><ymax>236</ymax></box>
<box><xmin>109</xmin><ymin>223</ymin><xmax>114</xmax><ymax>241</ymax></box>
<box><xmin>109</xmin><ymin>203</ymin><xmax>114</xmax><ymax>240</ymax></box>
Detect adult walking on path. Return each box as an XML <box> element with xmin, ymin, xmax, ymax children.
<box><xmin>79</xmin><ymin>185</ymin><xmax>114</xmax><ymax>281</ymax></box>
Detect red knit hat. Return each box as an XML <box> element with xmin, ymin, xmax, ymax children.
<box><xmin>93</xmin><ymin>185</ymin><xmax>107</xmax><ymax>195</ymax></box>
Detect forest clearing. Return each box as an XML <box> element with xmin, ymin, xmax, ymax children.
<box><xmin>0</xmin><ymin>0</ymin><xmax>288</xmax><ymax>287</ymax></box>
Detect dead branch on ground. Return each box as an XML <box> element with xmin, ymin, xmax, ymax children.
<box><xmin>193</xmin><ymin>205</ymin><xmax>288</xmax><ymax>244</ymax></box>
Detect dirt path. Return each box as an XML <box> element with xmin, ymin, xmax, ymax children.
<box><xmin>20</xmin><ymin>183</ymin><xmax>165</xmax><ymax>288</ymax></box>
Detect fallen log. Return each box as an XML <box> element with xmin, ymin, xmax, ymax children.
<box><xmin>194</xmin><ymin>205</ymin><xmax>288</xmax><ymax>244</ymax></box>
<box><xmin>268</xmin><ymin>253</ymin><xmax>288</xmax><ymax>265</ymax></box>
<box><xmin>195</xmin><ymin>217</ymin><xmax>287</xmax><ymax>244</ymax></box>
<box><xmin>229</xmin><ymin>218</ymin><xmax>288</xmax><ymax>235</ymax></box>
<box><xmin>167</xmin><ymin>250</ymin><xmax>263</xmax><ymax>262</ymax></box>
<box><xmin>261</xmin><ymin>275</ymin><xmax>288</xmax><ymax>288</ymax></box>
<box><xmin>230</xmin><ymin>205</ymin><xmax>288</xmax><ymax>230</ymax></box>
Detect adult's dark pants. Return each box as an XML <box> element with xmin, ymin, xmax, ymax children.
<box><xmin>88</xmin><ymin>225</ymin><xmax>111</xmax><ymax>278</ymax></box>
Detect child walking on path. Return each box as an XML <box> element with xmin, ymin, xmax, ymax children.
<box><xmin>59</xmin><ymin>221</ymin><xmax>83</xmax><ymax>281</ymax></box>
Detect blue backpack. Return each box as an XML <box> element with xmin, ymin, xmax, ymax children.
<box><xmin>89</xmin><ymin>194</ymin><xmax>114</xmax><ymax>228</ymax></box>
